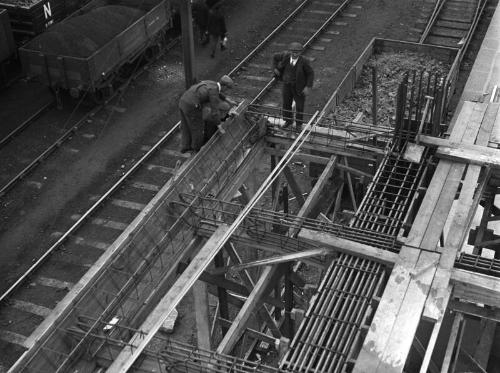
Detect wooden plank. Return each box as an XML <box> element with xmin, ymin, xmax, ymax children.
<box><xmin>264</xmin><ymin>147</ymin><xmax>374</xmax><ymax>179</ymax></box>
<box><xmin>376</xmin><ymin>103</ymin><xmax>487</xmax><ymax>373</ymax></box>
<box><xmin>375</xmin><ymin>251</ymin><xmax>440</xmax><ymax>373</ymax></box>
<box><xmin>419</xmin><ymin>310</ymin><xmax>444</xmax><ymax>373</ymax></box>
<box><xmin>177</xmin><ymin>261</ymin><xmax>284</xmax><ymax>309</ymax></box>
<box><xmin>449</xmin><ymin>299</ymin><xmax>500</xmax><ymax>322</ymax></box>
<box><xmin>299</xmin><ymin>228</ymin><xmax>398</xmax><ymax>265</ymax></box>
<box><xmin>289</xmin><ymin>155</ymin><xmax>337</xmax><ymax>237</ymax></box>
<box><xmin>224</xmin><ymin>243</ymin><xmax>282</xmax><ymax>339</ymax></box>
<box><xmin>441</xmin><ymin>313</ymin><xmax>463</xmax><ymax>373</ymax></box>
<box><xmin>450</xmin><ymin>268</ymin><xmax>500</xmax><ymax>308</ymax></box>
<box><xmin>193</xmin><ymin>281</ymin><xmax>212</xmax><ymax>350</ymax></box>
<box><xmin>423</xmin><ymin>164</ymin><xmax>484</xmax><ymax>320</ymax></box>
<box><xmin>282</xmin><ymin>166</ymin><xmax>305</xmax><ymax>207</ymax></box>
<box><xmin>423</xmin><ymin>103</ymin><xmax>496</xmax><ymax>324</ymax></box>
<box><xmin>106</xmin><ymin>225</ymin><xmax>231</xmax><ymax>373</ymax></box>
<box><xmin>217</xmin><ymin>318</ymin><xmax>277</xmax><ymax>345</ymax></box>
<box><xmin>216</xmin><ymin>265</ymin><xmax>278</xmax><ymax>355</ymax></box>
<box><xmin>473</xmin><ymin>319</ymin><xmax>496</xmax><ymax>368</ymax></box>
<box><xmin>353</xmin><ymin>102</ymin><xmax>485</xmax><ymax>373</ymax></box>
<box><xmin>436</xmin><ymin>144</ymin><xmax>500</xmax><ymax>168</ymax></box>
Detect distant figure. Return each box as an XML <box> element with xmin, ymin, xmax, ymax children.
<box><xmin>207</xmin><ymin>4</ymin><xmax>227</xmax><ymax>58</ymax></box>
<box><xmin>192</xmin><ymin>0</ymin><xmax>209</xmax><ymax>45</ymax></box>
<box><xmin>178</xmin><ymin>75</ymin><xmax>234</xmax><ymax>153</ymax></box>
<box><xmin>272</xmin><ymin>42</ymin><xmax>314</xmax><ymax>131</ymax></box>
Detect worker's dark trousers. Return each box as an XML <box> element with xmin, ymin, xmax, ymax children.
<box><xmin>282</xmin><ymin>82</ymin><xmax>305</xmax><ymax>128</ymax></box>
<box><xmin>179</xmin><ymin>102</ymin><xmax>204</xmax><ymax>152</ymax></box>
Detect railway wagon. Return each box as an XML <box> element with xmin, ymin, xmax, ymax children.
<box><xmin>311</xmin><ymin>38</ymin><xmax>461</xmax><ymax>180</ymax></box>
<box><xmin>18</xmin><ymin>0</ymin><xmax>173</xmax><ymax>102</ymax></box>
<box><xmin>0</xmin><ymin>0</ymin><xmax>90</xmax><ymax>40</ymax></box>
<box><xmin>0</xmin><ymin>8</ymin><xmax>16</xmax><ymax>84</ymax></box>
<box><xmin>0</xmin><ymin>8</ymin><xmax>15</xmax><ymax>61</ymax></box>
<box><xmin>322</xmin><ymin>38</ymin><xmax>461</xmax><ymax>119</ymax></box>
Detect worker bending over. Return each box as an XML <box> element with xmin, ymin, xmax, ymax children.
<box><xmin>178</xmin><ymin>75</ymin><xmax>234</xmax><ymax>153</ymax></box>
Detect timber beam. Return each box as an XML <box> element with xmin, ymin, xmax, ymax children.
<box><xmin>418</xmin><ymin>134</ymin><xmax>500</xmax><ymax>170</ymax></box>
<box><xmin>451</xmin><ymin>268</ymin><xmax>500</xmax><ymax>308</ymax></box>
<box><xmin>177</xmin><ymin>261</ymin><xmax>285</xmax><ymax>309</ymax></box>
<box><xmin>353</xmin><ymin>101</ymin><xmax>493</xmax><ymax>373</ymax></box>
<box><xmin>264</xmin><ymin>147</ymin><xmax>374</xmax><ymax>179</ymax></box>
<box><xmin>449</xmin><ymin>299</ymin><xmax>500</xmax><ymax>322</ymax></box>
<box><xmin>299</xmin><ymin>228</ymin><xmax>398</xmax><ymax>265</ymax></box>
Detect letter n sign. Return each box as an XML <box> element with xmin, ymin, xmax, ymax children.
<box><xmin>43</xmin><ymin>2</ymin><xmax>52</xmax><ymax>20</ymax></box>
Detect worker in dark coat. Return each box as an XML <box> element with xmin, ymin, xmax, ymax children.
<box><xmin>207</xmin><ymin>4</ymin><xmax>227</xmax><ymax>58</ymax></box>
<box><xmin>272</xmin><ymin>42</ymin><xmax>314</xmax><ymax>130</ymax></box>
<box><xmin>178</xmin><ymin>75</ymin><xmax>234</xmax><ymax>153</ymax></box>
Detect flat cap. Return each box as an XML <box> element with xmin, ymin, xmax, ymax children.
<box><xmin>288</xmin><ymin>42</ymin><xmax>303</xmax><ymax>51</ymax></box>
<box><xmin>219</xmin><ymin>75</ymin><xmax>234</xmax><ymax>88</ymax></box>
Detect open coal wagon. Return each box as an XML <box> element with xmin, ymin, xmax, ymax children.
<box><xmin>18</xmin><ymin>0</ymin><xmax>173</xmax><ymax>103</ymax></box>
<box><xmin>0</xmin><ymin>8</ymin><xmax>16</xmax><ymax>85</ymax></box>
<box><xmin>0</xmin><ymin>0</ymin><xmax>90</xmax><ymax>41</ymax></box>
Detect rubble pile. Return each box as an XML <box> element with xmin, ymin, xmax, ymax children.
<box><xmin>334</xmin><ymin>51</ymin><xmax>450</xmax><ymax>127</ymax></box>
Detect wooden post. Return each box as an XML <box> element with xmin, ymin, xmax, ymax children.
<box><xmin>193</xmin><ymin>281</ymin><xmax>212</xmax><ymax>350</ymax></box>
<box><xmin>441</xmin><ymin>312</ymin><xmax>463</xmax><ymax>373</ymax></box>
<box><xmin>178</xmin><ymin>0</ymin><xmax>196</xmax><ymax>87</ymax></box>
<box><xmin>283</xmin><ymin>185</ymin><xmax>289</xmax><ymax>214</ymax></box>
<box><xmin>214</xmin><ymin>252</ymin><xmax>229</xmax><ymax>334</ymax></box>
<box><xmin>284</xmin><ymin>263</ymin><xmax>294</xmax><ymax>338</ymax></box>
<box><xmin>372</xmin><ymin>66</ymin><xmax>377</xmax><ymax>127</ymax></box>
<box><xmin>271</xmin><ymin>152</ymin><xmax>277</xmax><ymax>204</ymax></box>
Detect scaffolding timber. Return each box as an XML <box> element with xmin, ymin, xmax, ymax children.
<box><xmin>9</xmin><ymin>8</ymin><xmax>500</xmax><ymax>373</ymax></box>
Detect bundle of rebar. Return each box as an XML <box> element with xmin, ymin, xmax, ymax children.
<box><xmin>280</xmin><ymin>254</ymin><xmax>385</xmax><ymax>373</ymax></box>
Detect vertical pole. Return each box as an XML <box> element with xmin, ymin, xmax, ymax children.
<box><xmin>178</xmin><ymin>0</ymin><xmax>196</xmax><ymax>88</ymax></box>
<box><xmin>371</xmin><ymin>66</ymin><xmax>377</xmax><ymax>127</ymax></box>
<box><xmin>214</xmin><ymin>252</ymin><xmax>229</xmax><ymax>334</ymax></box>
<box><xmin>271</xmin><ymin>153</ymin><xmax>277</xmax><ymax>204</ymax></box>
<box><xmin>283</xmin><ymin>185</ymin><xmax>289</xmax><ymax>214</ymax></box>
<box><xmin>284</xmin><ymin>263</ymin><xmax>294</xmax><ymax>338</ymax></box>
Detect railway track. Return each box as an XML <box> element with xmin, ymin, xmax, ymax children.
<box><xmin>0</xmin><ymin>0</ymin><xmax>381</xmax><ymax>370</ymax></box>
<box><xmin>0</xmin><ymin>36</ymin><xmax>180</xmax><ymax>199</ymax></box>
<box><xmin>0</xmin><ymin>0</ymin><xmax>493</xmax><ymax>371</ymax></box>
<box><xmin>420</xmin><ymin>0</ymin><xmax>487</xmax><ymax>48</ymax></box>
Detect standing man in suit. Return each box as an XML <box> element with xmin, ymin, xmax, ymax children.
<box><xmin>178</xmin><ymin>75</ymin><xmax>234</xmax><ymax>153</ymax></box>
<box><xmin>272</xmin><ymin>42</ymin><xmax>314</xmax><ymax>131</ymax></box>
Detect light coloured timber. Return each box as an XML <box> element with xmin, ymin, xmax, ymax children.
<box><xmin>299</xmin><ymin>228</ymin><xmax>398</xmax><ymax>265</ymax></box>
<box><xmin>289</xmin><ymin>155</ymin><xmax>338</xmax><ymax>237</ymax></box>
<box><xmin>449</xmin><ymin>299</ymin><xmax>500</xmax><ymax>322</ymax></box>
<box><xmin>264</xmin><ymin>147</ymin><xmax>373</xmax><ymax>179</ymax></box>
<box><xmin>216</xmin><ymin>265</ymin><xmax>278</xmax><ymax>355</ymax></box>
<box><xmin>419</xmin><ymin>134</ymin><xmax>500</xmax><ymax>168</ymax></box>
<box><xmin>106</xmin><ymin>225</ymin><xmax>231</xmax><ymax>372</ymax></box>
<box><xmin>450</xmin><ymin>268</ymin><xmax>500</xmax><ymax>308</ymax></box>
<box><xmin>375</xmin><ymin>102</ymin><xmax>487</xmax><ymax>373</ymax></box>
<box><xmin>423</xmin><ymin>102</ymin><xmax>496</xmax><ymax>321</ymax></box>
<box><xmin>193</xmin><ymin>281</ymin><xmax>212</xmax><ymax>350</ymax></box>
<box><xmin>354</xmin><ymin>101</ymin><xmax>486</xmax><ymax>373</ymax></box>
<box><xmin>15</xmin><ymin>111</ymin><xmax>257</xmax><ymax>372</ymax></box>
